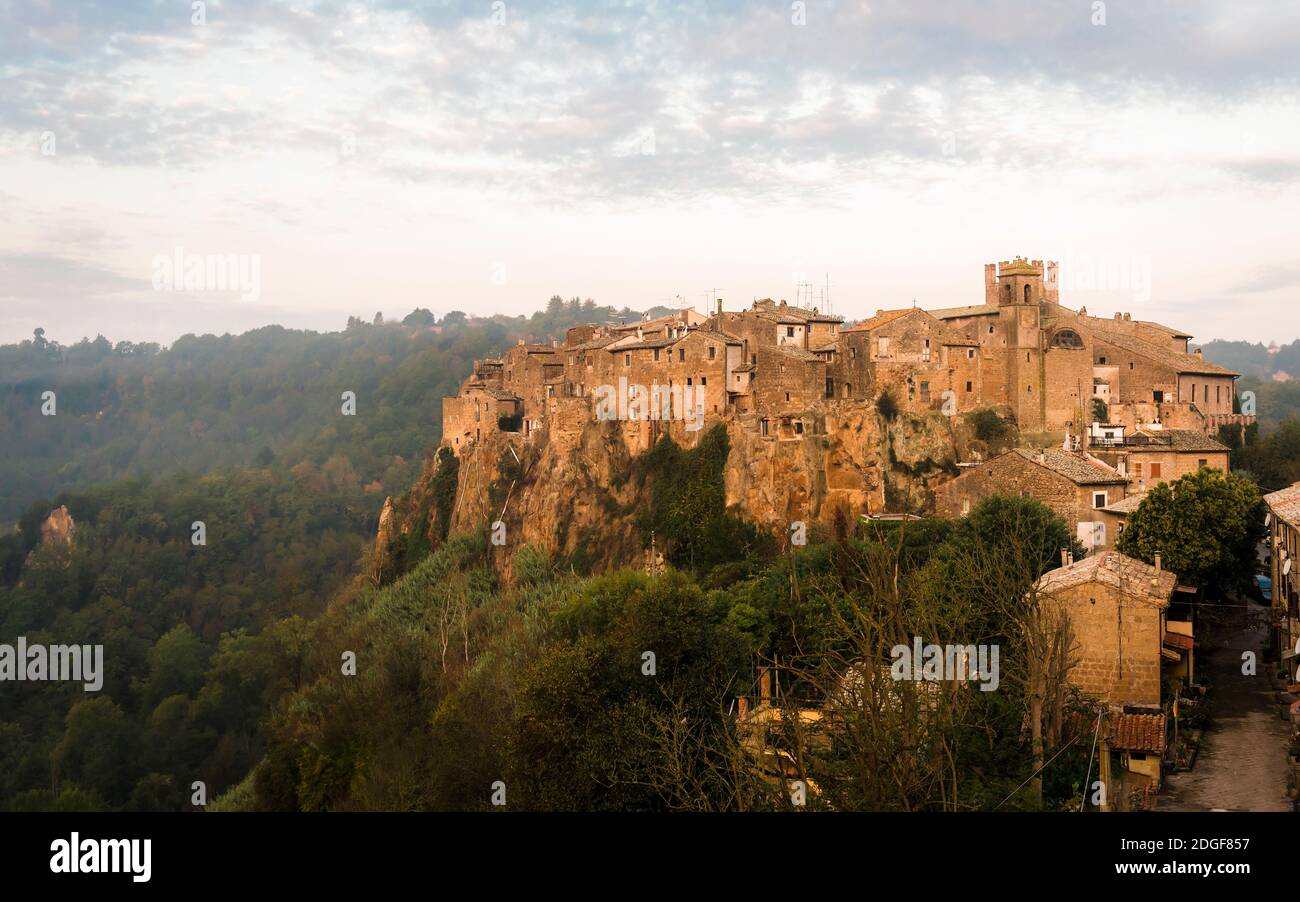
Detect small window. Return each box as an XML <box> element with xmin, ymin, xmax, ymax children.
<box><xmin>708</xmin><ymin>346</ymin><xmax>716</xmax><ymax>360</ymax></box>
<box><xmin>1098</xmin><ymin>356</ymin><xmax>1106</xmax><ymax>365</ymax></box>
<box><xmin>920</xmin><ymin>381</ymin><xmax>930</xmax><ymax>401</ymax></box>
<box><xmin>794</xmin><ymin>421</ymin><xmax>804</xmax><ymax>435</ymax></box>
<box><xmin>850</xmin><ymin>347</ymin><xmax>857</xmax><ymax>360</ymax></box>
<box><xmin>1198</xmin><ymin>458</ymin><xmax>1207</xmax><ymax>468</ymax></box>
<box><xmin>761</xmin><ymin>419</ymin><xmax>769</xmax><ymax>436</ymax></box>
<box><xmin>1024</xmin><ymin>284</ymin><xmax>1031</xmax><ymax>303</ymax></box>
<box><xmin>653</xmin><ymin>348</ymin><xmax>660</xmax><ymax>361</ymax></box>
<box><xmin>1133</xmin><ymin>462</ymin><xmax>1143</xmax><ymax>477</ymax></box>
<box><xmin>700</xmin><ymin>376</ymin><xmax>707</xmax><ymax>385</ymax></box>
<box><xmin>1150</xmin><ymin>463</ymin><xmax>1162</xmax><ymax>479</ymax></box>
<box><xmin>1027</xmin><ymin>384</ymin><xmax>1032</xmax><ymax>394</ymax></box>
<box><xmin>624</xmin><ymin>353</ymin><xmax>631</xmax><ymax>366</ymax></box>
<box><xmin>988</xmin><ymin>325</ymin><xmax>995</xmax><ymax>334</ymax></box>
<box><xmin>967</xmin><ymin>348</ymin><xmax>975</xmax><ymax>359</ymax></box>
<box><xmin>878</xmin><ymin>337</ymin><xmax>889</xmax><ymax>356</ymax></box>
<box><xmin>1129</xmin><ymin>362</ymin><xmax>1134</xmax><ymax>370</ymax></box>
<box><xmin>785</xmin><ymin>392</ymin><xmax>790</xmax><ymax>401</ymax></box>
<box><xmin>961</xmin><ymin>499</ymin><xmax>970</xmax><ymax>515</ymax></box>
<box><xmin>1093</xmin><ymin>491</ymin><xmax>1107</xmax><ymax>509</ymax></box>
<box><xmin>965</xmin><ymin>381</ymin><xmax>973</xmax><ymax>392</ymax></box>
<box><xmin>786</xmin><ymin>326</ymin><xmax>795</xmax><ymax>338</ymax></box>
<box><xmin>678</xmin><ymin>348</ymin><xmax>684</xmax><ymax>362</ymax></box>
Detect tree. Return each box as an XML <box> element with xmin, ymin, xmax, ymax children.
<box><xmin>402</xmin><ymin>308</ymin><xmax>436</xmax><ymax>326</ymax></box>
<box><xmin>1117</xmin><ymin>468</ymin><xmax>1265</xmax><ymax>592</ymax></box>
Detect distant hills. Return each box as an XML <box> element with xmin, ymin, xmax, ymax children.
<box><xmin>1197</xmin><ymin>339</ymin><xmax>1300</xmax><ymax>382</ymax></box>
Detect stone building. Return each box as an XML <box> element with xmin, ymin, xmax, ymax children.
<box><xmin>1088</xmin><ymin>426</ymin><xmax>1231</xmax><ymax>491</ymax></box>
<box><xmin>935</xmin><ymin>448</ymin><xmax>1129</xmax><ymax>551</ymax></box>
<box><xmin>1037</xmin><ymin>549</ymin><xmax>1179</xmax><ymax>708</ymax></box>
<box><xmin>1266</xmin><ymin>482</ymin><xmax>1300</xmax><ymax>662</ymax></box>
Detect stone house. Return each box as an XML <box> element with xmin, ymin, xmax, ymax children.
<box><xmin>1266</xmin><ymin>482</ymin><xmax>1300</xmax><ymax>664</ymax></box>
<box><xmin>1037</xmin><ymin>549</ymin><xmax>1179</xmax><ymax>708</ymax></box>
<box><xmin>936</xmin><ymin>448</ymin><xmax>1130</xmax><ymax>551</ymax></box>
<box><xmin>1088</xmin><ymin>427</ymin><xmax>1231</xmax><ymax>491</ymax></box>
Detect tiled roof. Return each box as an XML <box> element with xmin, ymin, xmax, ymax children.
<box><xmin>928</xmin><ymin>303</ymin><xmax>1000</xmax><ymax>319</ymax></box>
<box><xmin>1036</xmin><ymin>550</ymin><xmax>1177</xmax><ymax>605</ymax></box>
<box><xmin>840</xmin><ymin>308</ymin><xmax>914</xmax><ymax>333</ymax></box>
<box><xmin>1163</xmin><ymin>632</ymin><xmax>1194</xmax><ymax>651</ymax></box>
<box><xmin>749</xmin><ymin>299</ymin><xmax>843</xmax><ymax>324</ymax></box>
<box><xmin>1111</xmin><ymin>712</ymin><xmax>1167</xmax><ymax>754</ymax></box>
<box><xmin>1012</xmin><ymin>448</ymin><xmax>1128</xmax><ymax>485</ymax></box>
<box><xmin>568</xmin><ymin>335</ymin><xmax>619</xmax><ymax>351</ymax></box>
<box><xmin>770</xmin><ymin>345</ymin><xmax>827</xmax><ymax>363</ymax></box>
<box><xmin>1102</xmin><ymin>493</ymin><xmax>1147</xmax><ymax>515</ymax></box>
<box><xmin>998</xmin><ymin>257</ymin><xmax>1040</xmax><ymax>276</ymax></box>
<box><xmin>1265</xmin><ymin>482</ymin><xmax>1300</xmax><ymax>529</ymax></box>
<box><xmin>1128</xmin><ymin>429</ymin><xmax>1230</xmax><ymax>453</ymax></box>
<box><xmin>609</xmin><ymin>337</ymin><xmax>678</xmax><ymax>351</ymax></box>
<box><xmin>1092</xmin><ymin>329</ymin><xmax>1237</xmax><ymax>377</ymax></box>
<box><xmin>485</xmin><ymin>388</ymin><xmax>520</xmax><ymax>402</ymax></box>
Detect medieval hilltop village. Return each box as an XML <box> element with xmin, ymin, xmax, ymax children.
<box><xmin>428</xmin><ymin>256</ymin><xmax>1295</xmax><ymax>810</ymax></box>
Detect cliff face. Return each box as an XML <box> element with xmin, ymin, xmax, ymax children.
<box><xmin>379</xmin><ymin>399</ymin><xmax>976</xmax><ymax>578</ymax></box>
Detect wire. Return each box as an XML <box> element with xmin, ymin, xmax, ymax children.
<box><xmin>1078</xmin><ymin>707</ymin><xmax>1103</xmax><ymax>812</ymax></box>
<box><xmin>993</xmin><ymin>730</ymin><xmax>1085</xmax><ymax>811</ymax></box>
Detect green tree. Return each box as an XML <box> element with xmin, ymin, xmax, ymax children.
<box><xmin>1117</xmin><ymin>468</ymin><xmax>1265</xmax><ymax>591</ymax></box>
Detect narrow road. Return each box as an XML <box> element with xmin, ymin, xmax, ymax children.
<box><xmin>1159</xmin><ymin>599</ymin><xmax>1291</xmax><ymax>811</ymax></box>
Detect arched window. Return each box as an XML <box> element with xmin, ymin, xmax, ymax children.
<box><xmin>1024</xmin><ymin>284</ymin><xmax>1032</xmax><ymax>303</ymax></box>
<box><xmin>1002</xmin><ymin>283</ymin><xmax>1012</xmax><ymax>303</ymax></box>
<box><xmin>1050</xmin><ymin>329</ymin><xmax>1085</xmax><ymax>349</ymax></box>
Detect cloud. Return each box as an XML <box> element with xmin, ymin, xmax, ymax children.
<box><xmin>1231</xmin><ymin>262</ymin><xmax>1300</xmax><ymax>294</ymax></box>
<box><xmin>0</xmin><ymin>250</ymin><xmax>149</xmax><ymax>301</ymax></box>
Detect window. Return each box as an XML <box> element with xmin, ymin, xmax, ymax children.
<box><xmin>1098</xmin><ymin>356</ymin><xmax>1106</xmax><ymax>365</ymax></box>
<box><xmin>850</xmin><ymin>347</ymin><xmax>857</xmax><ymax>360</ymax></box>
<box><xmin>653</xmin><ymin>348</ymin><xmax>660</xmax><ymax>361</ymax></box>
<box><xmin>962</xmin><ymin>499</ymin><xmax>970</xmax><ymax>515</ymax></box>
<box><xmin>624</xmin><ymin>353</ymin><xmax>631</xmax><ymax>367</ymax></box>
<box><xmin>965</xmin><ymin>381</ymin><xmax>973</xmax><ymax>392</ymax></box>
<box><xmin>920</xmin><ymin>381</ymin><xmax>930</xmax><ymax>401</ymax></box>
<box><xmin>1050</xmin><ymin>329</ymin><xmax>1084</xmax><ymax>349</ymax></box>
<box><xmin>1002</xmin><ymin>284</ymin><xmax>1012</xmax><ymax>303</ymax></box>
<box><xmin>708</xmin><ymin>346</ymin><xmax>716</xmax><ymax>360</ymax></box>
<box><xmin>546</xmin><ymin>385</ymin><xmax>555</xmax><ymax>398</ymax></box>
<box><xmin>1198</xmin><ymin>458</ymin><xmax>1207</xmax><ymax>468</ymax></box>
<box><xmin>761</xmin><ymin>419</ymin><xmax>769</xmax><ymax>436</ymax></box>
<box><xmin>825</xmin><ymin>378</ymin><xmax>834</xmax><ymax>398</ymax></box>
<box><xmin>686</xmin><ymin>377</ymin><xmax>692</xmax><ymax>386</ymax></box>
<box><xmin>786</xmin><ymin>326</ymin><xmax>795</xmax><ymax>338</ymax></box>
<box><xmin>1093</xmin><ymin>491</ymin><xmax>1107</xmax><ymax>509</ymax></box>
<box><xmin>678</xmin><ymin>348</ymin><xmax>684</xmax><ymax>362</ymax></box>
<box><xmin>922</xmin><ymin>338</ymin><xmax>931</xmax><ymax>362</ymax></box>
<box><xmin>1133</xmin><ymin>462</ymin><xmax>1143</xmax><ymax>478</ymax></box>
<box><xmin>1129</xmin><ymin>362</ymin><xmax>1134</xmax><ymax>370</ymax></box>
<box><xmin>700</xmin><ymin>376</ymin><xmax>707</xmax><ymax>385</ymax></box>
<box><xmin>794</xmin><ymin>421</ymin><xmax>804</xmax><ymax>435</ymax></box>
<box><xmin>878</xmin><ymin>337</ymin><xmax>889</xmax><ymax>356</ymax></box>
<box><xmin>1150</xmin><ymin>463</ymin><xmax>1162</xmax><ymax>479</ymax></box>
<box><xmin>988</xmin><ymin>325</ymin><xmax>995</xmax><ymax>334</ymax></box>
<box><xmin>1024</xmin><ymin>284</ymin><xmax>1031</xmax><ymax>303</ymax></box>
<box><xmin>1027</xmin><ymin>384</ymin><xmax>1032</xmax><ymax>394</ymax></box>
<box><xmin>967</xmin><ymin>348</ymin><xmax>976</xmax><ymax>359</ymax></box>
<box><xmin>1153</xmin><ymin>390</ymin><xmax>1164</xmax><ymax>403</ymax></box>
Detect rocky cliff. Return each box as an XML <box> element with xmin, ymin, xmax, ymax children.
<box><xmin>377</xmin><ymin>401</ymin><xmax>989</xmax><ymax>579</ymax></box>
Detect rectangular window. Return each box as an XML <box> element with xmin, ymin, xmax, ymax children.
<box><xmin>1133</xmin><ymin>462</ymin><xmax>1142</xmax><ymax>478</ymax></box>
<box><xmin>1093</xmin><ymin>491</ymin><xmax>1106</xmax><ymax>509</ymax></box>
<box><xmin>786</xmin><ymin>327</ymin><xmax>795</xmax><ymax>338</ymax></box>
<box><xmin>794</xmin><ymin>421</ymin><xmax>804</xmax><ymax>435</ymax></box>
<box><xmin>920</xmin><ymin>381</ymin><xmax>930</xmax><ymax>401</ymax></box>
<box><xmin>708</xmin><ymin>346</ymin><xmax>716</xmax><ymax>360</ymax></box>
<box><xmin>761</xmin><ymin>419</ymin><xmax>769</xmax><ymax>436</ymax></box>
<box><xmin>922</xmin><ymin>339</ymin><xmax>931</xmax><ymax>362</ymax></box>
<box><xmin>678</xmin><ymin>348</ymin><xmax>685</xmax><ymax>362</ymax></box>
<box><xmin>1198</xmin><ymin>458</ymin><xmax>1207</xmax><ymax>468</ymax></box>
<box><xmin>825</xmin><ymin>378</ymin><xmax>834</xmax><ymax>398</ymax></box>
<box><xmin>967</xmin><ymin>348</ymin><xmax>975</xmax><ymax>359</ymax></box>
<box><xmin>700</xmin><ymin>376</ymin><xmax>707</xmax><ymax>385</ymax></box>
<box><xmin>1150</xmin><ymin>462</ymin><xmax>1162</xmax><ymax>479</ymax></box>
<box><xmin>624</xmin><ymin>353</ymin><xmax>631</xmax><ymax>366</ymax></box>
<box><xmin>654</xmin><ymin>348</ymin><xmax>660</xmax><ymax>361</ymax></box>
<box><xmin>965</xmin><ymin>381</ymin><xmax>973</xmax><ymax>392</ymax></box>
<box><xmin>850</xmin><ymin>347</ymin><xmax>857</xmax><ymax>360</ymax></box>
<box><xmin>878</xmin><ymin>337</ymin><xmax>889</xmax><ymax>356</ymax></box>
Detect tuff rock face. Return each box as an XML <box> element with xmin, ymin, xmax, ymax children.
<box><xmin>378</xmin><ymin>402</ymin><xmax>980</xmax><ymax>578</ymax></box>
<box><xmin>40</xmin><ymin>505</ymin><xmax>75</xmax><ymax>545</ymax></box>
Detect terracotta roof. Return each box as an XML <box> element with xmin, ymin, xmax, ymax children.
<box><xmin>610</xmin><ymin>337</ymin><xmax>678</xmax><ymax>351</ymax></box>
<box><xmin>1012</xmin><ymin>448</ymin><xmax>1128</xmax><ymax>485</ymax></box>
<box><xmin>1092</xmin><ymin>329</ymin><xmax>1237</xmax><ymax>377</ymax></box>
<box><xmin>1265</xmin><ymin>482</ymin><xmax>1300</xmax><ymax>529</ymax></box>
<box><xmin>1102</xmin><ymin>493</ymin><xmax>1147</xmax><ymax>515</ymax></box>
<box><xmin>1111</xmin><ymin>712</ymin><xmax>1167</xmax><ymax>754</ymax></box>
<box><xmin>568</xmin><ymin>335</ymin><xmax>619</xmax><ymax>351</ymax></box>
<box><xmin>1128</xmin><ymin>428</ymin><xmax>1230</xmax><ymax>453</ymax></box>
<box><xmin>769</xmin><ymin>345</ymin><xmax>826</xmax><ymax>363</ymax></box>
<box><xmin>928</xmin><ymin>304</ymin><xmax>1000</xmax><ymax>320</ymax></box>
<box><xmin>840</xmin><ymin>308</ymin><xmax>915</xmax><ymax>333</ymax></box>
<box><xmin>1036</xmin><ymin>550</ymin><xmax>1177</xmax><ymax>605</ymax></box>
<box><xmin>1163</xmin><ymin>632</ymin><xmax>1194</xmax><ymax>651</ymax></box>
<box><xmin>749</xmin><ymin>299</ymin><xmax>843</xmax><ymax>324</ymax></box>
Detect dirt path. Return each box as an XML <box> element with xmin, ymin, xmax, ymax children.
<box><xmin>1159</xmin><ymin>600</ymin><xmax>1291</xmax><ymax>812</ymax></box>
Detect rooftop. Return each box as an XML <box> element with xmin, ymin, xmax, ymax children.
<box><xmin>1036</xmin><ymin>549</ymin><xmax>1177</xmax><ymax>605</ymax></box>
<box><xmin>1092</xmin><ymin>328</ymin><xmax>1237</xmax><ymax>377</ymax></box>
<box><xmin>1012</xmin><ymin>448</ymin><xmax>1128</xmax><ymax>485</ymax></box>
<box><xmin>1110</xmin><ymin>712</ymin><xmax>1167</xmax><ymax>754</ymax></box>
<box><xmin>1265</xmin><ymin>482</ymin><xmax>1300</xmax><ymax>529</ymax></box>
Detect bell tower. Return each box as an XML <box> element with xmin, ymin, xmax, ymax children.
<box><xmin>997</xmin><ymin>257</ymin><xmax>1046</xmax><ymax>431</ymax></box>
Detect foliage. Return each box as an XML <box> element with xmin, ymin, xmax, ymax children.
<box><xmin>1117</xmin><ymin>468</ymin><xmax>1266</xmax><ymax>591</ymax></box>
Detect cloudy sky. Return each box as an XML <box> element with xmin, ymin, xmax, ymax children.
<box><xmin>2</xmin><ymin>0</ymin><xmax>1298</xmax><ymax>345</ymax></box>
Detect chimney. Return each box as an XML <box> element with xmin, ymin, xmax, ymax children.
<box><xmin>1154</xmin><ymin>552</ymin><xmax>1162</xmax><ymax>574</ymax></box>
<box><xmin>1123</xmin><ymin>313</ymin><xmax>1131</xmax><ymax>321</ymax></box>
<box><xmin>737</xmin><ymin>696</ymin><xmax>749</xmax><ymax>719</ymax></box>
<box><xmin>716</xmin><ymin>297</ymin><xmax>723</xmax><ymax>315</ymax></box>
<box><xmin>1061</xmin><ymin>547</ymin><xmax>1069</xmax><ymax>567</ymax></box>
<box><xmin>759</xmin><ymin>668</ymin><xmax>772</xmax><ymax>705</ymax></box>
<box><xmin>1193</xmin><ymin>348</ymin><xmax>1202</xmax><ymax>357</ymax></box>
<box><xmin>637</xmin><ymin>326</ymin><xmax>643</xmax><ymax>341</ymax></box>
<box><xmin>1067</xmin><ymin>550</ymin><xmax>1074</xmax><ymax>565</ymax></box>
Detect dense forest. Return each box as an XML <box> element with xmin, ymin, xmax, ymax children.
<box><xmin>0</xmin><ymin>308</ymin><xmax>1296</xmax><ymax>811</ymax></box>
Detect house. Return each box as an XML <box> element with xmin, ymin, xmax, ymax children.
<box><xmin>1265</xmin><ymin>481</ymin><xmax>1300</xmax><ymax>666</ymax></box>
<box><xmin>1088</xmin><ymin>426</ymin><xmax>1231</xmax><ymax>491</ymax></box>
<box><xmin>935</xmin><ymin>448</ymin><xmax>1130</xmax><ymax>551</ymax></box>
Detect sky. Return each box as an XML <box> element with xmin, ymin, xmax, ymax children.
<box><xmin>2</xmin><ymin>0</ymin><xmax>1298</xmax><ymax>346</ymax></box>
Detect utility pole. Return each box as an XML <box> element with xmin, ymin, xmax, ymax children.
<box><xmin>1099</xmin><ymin>708</ymin><xmax>1113</xmax><ymax>812</ymax></box>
